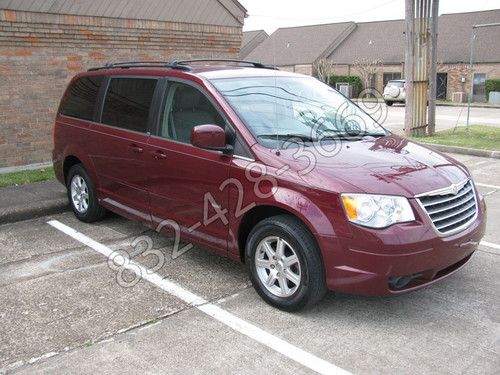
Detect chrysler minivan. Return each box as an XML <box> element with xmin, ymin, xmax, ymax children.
<box><xmin>53</xmin><ymin>60</ymin><xmax>486</xmax><ymax>311</ymax></box>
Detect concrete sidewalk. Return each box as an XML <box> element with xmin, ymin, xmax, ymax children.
<box><xmin>0</xmin><ymin>180</ymin><xmax>68</xmax><ymax>225</ymax></box>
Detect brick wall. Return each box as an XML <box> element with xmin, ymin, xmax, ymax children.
<box><xmin>440</xmin><ymin>62</ymin><xmax>500</xmax><ymax>101</ymax></box>
<box><xmin>0</xmin><ymin>9</ymin><xmax>242</xmax><ymax>168</ymax></box>
<box><xmin>437</xmin><ymin>63</ymin><xmax>469</xmax><ymax>101</ymax></box>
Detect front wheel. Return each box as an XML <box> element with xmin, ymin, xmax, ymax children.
<box><xmin>385</xmin><ymin>100</ymin><xmax>393</xmax><ymax>106</ymax></box>
<box><xmin>66</xmin><ymin>164</ymin><xmax>106</xmax><ymax>222</ymax></box>
<box><xmin>245</xmin><ymin>215</ymin><xmax>327</xmax><ymax>311</ymax></box>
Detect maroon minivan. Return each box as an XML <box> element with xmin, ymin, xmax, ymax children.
<box><xmin>53</xmin><ymin>60</ymin><xmax>486</xmax><ymax>311</ymax></box>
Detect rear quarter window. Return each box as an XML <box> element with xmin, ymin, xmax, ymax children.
<box><xmin>60</xmin><ymin>75</ymin><xmax>104</xmax><ymax>121</ymax></box>
<box><xmin>101</xmin><ymin>78</ymin><xmax>157</xmax><ymax>133</ymax></box>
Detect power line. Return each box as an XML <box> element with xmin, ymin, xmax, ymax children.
<box><xmin>247</xmin><ymin>0</ymin><xmax>400</xmax><ymax>23</ymax></box>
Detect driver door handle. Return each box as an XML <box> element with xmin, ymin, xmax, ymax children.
<box><xmin>128</xmin><ymin>144</ymin><xmax>144</xmax><ymax>153</ymax></box>
<box><xmin>150</xmin><ymin>150</ymin><xmax>167</xmax><ymax>160</ymax></box>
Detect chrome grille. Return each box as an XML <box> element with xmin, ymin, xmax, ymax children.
<box><xmin>417</xmin><ymin>180</ymin><xmax>477</xmax><ymax>234</ymax></box>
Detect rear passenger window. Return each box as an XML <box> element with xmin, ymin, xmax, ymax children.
<box><xmin>102</xmin><ymin>78</ymin><xmax>157</xmax><ymax>133</ymax></box>
<box><xmin>60</xmin><ymin>75</ymin><xmax>103</xmax><ymax>121</ymax></box>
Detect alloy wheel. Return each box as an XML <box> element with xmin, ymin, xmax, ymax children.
<box><xmin>254</xmin><ymin>236</ymin><xmax>302</xmax><ymax>297</ymax></box>
<box><xmin>70</xmin><ymin>175</ymin><xmax>89</xmax><ymax>213</ymax></box>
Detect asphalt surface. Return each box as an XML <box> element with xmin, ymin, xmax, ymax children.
<box><xmin>359</xmin><ymin>104</ymin><xmax>500</xmax><ymax>134</ymax></box>
<box><xmin>0</xmin><ymin>153</ymin><xmax>499</xmax><ymax>374</ymax></box>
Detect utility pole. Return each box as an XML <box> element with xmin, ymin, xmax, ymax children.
<box><xmin>404</xmin><ymin>0</ymin><xmax>436</xmax><ymax>137</ymax></box>
<box><xmin>404</xmin><ymin>0</ymin><xmax>414</xmax><ymax>135</ymax></box>
<box><xmin>427</xmin><ymin>0</ymin><xmax>439</xmax><ymax>135</ymax></box>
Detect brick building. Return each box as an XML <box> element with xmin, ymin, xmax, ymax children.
<box><xmin>0</xmin><ymin>0</ymin><xmax>247</xmax><ymax>168</ymax></box>
<box><xmin>245</xmin><ymin>9</ymin><xmax>500</xmax><ymax>101</ymax></box>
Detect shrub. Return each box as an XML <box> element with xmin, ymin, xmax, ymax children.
<box><xmin>485</xmin><ymin>79</ymin><xmax>500</xmax><ymax>98</ymax></box>
<box><xmin>327</xmin><ymin>75</ymin><xmax>362</xmax><ymax>97</ymax></box>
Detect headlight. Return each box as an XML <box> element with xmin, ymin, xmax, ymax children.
<box><xmin>341</xmin><ymin>193</ymin><xmax>415</xmax><ymax>228</ymax></box>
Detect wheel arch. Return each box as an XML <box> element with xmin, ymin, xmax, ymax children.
<box><xmin>61</xmin><ymin>145</ymin><xmax>98</xmax><ymax>188</ymax></box>
<box><xmin>236</xmin><ymin>198</ymin><xmax>330</xmax><ymax>264</ymax></box>
<box><xmin>63</xmin><ymin>155</ymin><xmax>83</xmax><ymax>183</ymax></box>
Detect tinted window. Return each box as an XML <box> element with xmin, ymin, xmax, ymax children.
<box><xmin>102</xmin><ymin>78</ymin><xmax>157</xmax><ymax>133</ymax></box>
<box><xmin>60</xmin><ymin>75</ymin><xmax>103</xmax><ymax>121</ymax></box>
<box><xmin>388</xmin><ymin>80</ymin><xmax>404</xmax><ymax>88</ymax></box>
<box><xmin>160</xmin><ymin>82</ymin><xmax>225</xmax><ymax>144</ymax></box>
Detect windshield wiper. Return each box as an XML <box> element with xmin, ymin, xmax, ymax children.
<box><xmin>258</xmin><ymin>133</ymin><xmax>318</xmax><ymax>142</ymax></box>
<box><xmin>362</xmin><ymin>133</ymin><xmax>387</xmax><ymax>138</ymax></box>
<box><xmin>319</xmin><ymin>131</ymin><xmax>387</xmax><ymax>140</ymax></box>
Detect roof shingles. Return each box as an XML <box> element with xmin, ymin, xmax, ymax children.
<box><xmin>245</xmin><ymin>9</ymin><xmax>500</xmax><ymax>66</ymax></box>
<box><xmin>240</xmin><ymin>30</ymin><xmax>268</xmax><ymax>58</ymax></box>
<box><xmin>0</xmin><ymin>0</ymin><xmax>247</xmax><ymax>26</ymax></box>
<box><xmin>246</xmin><ymin>22</ymin><xmax>356</xmax><ymax>66</ymax></box>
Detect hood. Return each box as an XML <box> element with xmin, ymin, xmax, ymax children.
<box><xmin>254</xmin><ymin>135</ymin><xmax>469</xmax><ymax>198</ymax></box>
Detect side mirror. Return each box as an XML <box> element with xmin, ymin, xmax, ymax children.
<box><xmin>190</xmin><ymin>124</ymin><xmax>233</xmax><ymax>154</ymax></box>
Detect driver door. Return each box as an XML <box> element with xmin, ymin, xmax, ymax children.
<box><xmin>146</xmin><ymin>80</ymin><xmax>231</xmax><ymax>255</ymax></box>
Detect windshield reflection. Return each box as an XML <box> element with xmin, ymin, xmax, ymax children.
<box><xmin>211</xmin><ymin>76</ymin><xmax>387</xmax><ymax>148</ymax></box>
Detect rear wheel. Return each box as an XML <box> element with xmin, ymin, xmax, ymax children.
<box><xmin>245</xmin><ymin>215</ymin><xmax>327</xmax><ymax>311</ymax></box>
<box><xmin>385</xmin><ymin>101</ymin><xmax>393</xmax><ymax>106</ymax></box>
<box><xmin>66</xmin><ymin>164</ymin><xmax>106</xmax><ymax>222</ymax></box>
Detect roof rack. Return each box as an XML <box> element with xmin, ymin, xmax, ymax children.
<box><xmin>171</xmin><ymin>59</ymin><xmax>279</xmax><ymax>70</ymax></box>
<box><xmin>88</xmin><ymin>61</ymin><xmax>191</xmax><ymax>72</ymax></box>
<box><xmin>87</xmin><ymin>59</ymin><xmax>279</xmax><ymax>72</ymax></box>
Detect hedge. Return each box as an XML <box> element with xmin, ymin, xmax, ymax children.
<box><xmin>485</xmin><ymin>79</ymin><xmax>500</xmax><ymax>98</ymax></box>
<box><xmin>327</xmin><ymin>75</ymin><xmax>363</xmax><ymax>98</ymax></box>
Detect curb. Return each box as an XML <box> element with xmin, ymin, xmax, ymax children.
<box><xmin>351</xmin><ymin>99</ymin><xmax>500</xmax><ymax>109</ymax></box>
<box><xmin>435</xmin><ymin>102</ymin><xmax>500</xmax><ymax>109</ymax></box>
<box><xmin>0</xmin><ymin>198</ymin><xmax>69</xmax><ymax>225</ymax></box>
<box><xmin>419</xmin><ymin>142</ymin><xmax>500</xmax><ymax>159</ymax></box>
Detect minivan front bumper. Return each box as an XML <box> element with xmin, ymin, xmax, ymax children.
<box><xmin>320</xmin><ymin>196</ymin><xmax>486</xmax><ymax>296</ymax></box>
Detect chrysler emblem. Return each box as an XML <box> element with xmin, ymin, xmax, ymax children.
<box><xmin>450</xmin><ymin>184</ymin><xmax>459</xmax><ymax>195</ymax></box>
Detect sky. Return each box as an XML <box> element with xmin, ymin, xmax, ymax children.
<box><xmin>239</xmin><ymin>0</ymin><xmax>500</xmax><ymax>33</ymax></box>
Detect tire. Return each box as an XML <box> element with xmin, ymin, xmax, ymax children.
<box><xmin>385</xmin><ymin>101</ymin><xmax>393</xmax><ymax>106</ymax></box>
<box><xmin>66</xmin><ymin>164</ymin><xmax>106</xmax><ymax>223</ymax></box>
<box><xmin>245</xmin><ymin>214</ymin><xmax>327</xmax><ymax>311</ymax></box>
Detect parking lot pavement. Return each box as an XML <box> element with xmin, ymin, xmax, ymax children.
<box><xmin>369</xmin><ymin>105</ymin><xmax>500</xmax><ymax>134</ymax></box>
<box><xmin>1</xmin><ymin>153</ymin><xmax>499</xmax><ymax>375</ymax></box>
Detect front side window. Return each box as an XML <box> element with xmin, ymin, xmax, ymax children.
<box><xmin>102</xmin><ymin>78</ymin><xmax>157</xmax><ymax>133</ymax></box>
<box><xmin>60</xmin><ymin>75</ymin><xmax>103</xmax><ymax>121</ymax></box>
<box><xmin>159</xmin><ymin>82</ymin><xmax>225</xmax><ymax>144</ymax></box>
<box><xmin>210</xmin><ymin>76</ymin><xmax>386</xmax><ymax>148</ymax></box>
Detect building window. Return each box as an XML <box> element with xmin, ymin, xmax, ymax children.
<box><xmin>436</xmin><ymin>72</ymin><xmax>448</xmax><ymax>100</ymax></box>
<box><xmin>368</xmin><ymin>73</ymin><xmax>376</xmax><ymax>89</ymax></box>
<box><xmin>383</xmin><ymin>72</ymin><xmax>402</xmax><ymax>86</ymax></box>
<box><xmin>472</xmin><ymin>73</ymin><xmax>487</xmax><ymax>102</ymax></box>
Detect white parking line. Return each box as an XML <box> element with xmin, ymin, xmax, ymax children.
<box><xmin>47</xmin><ymin>219</ymin><xmax>350</xmax><ymax>375</ymax></box>
<box><xmin>480</xmin><ymin>241</ymin><xmax>500</xmax><ymax>254</ymax></box>
<box><xmin>475</xmin><ymin>182</ymin><xmax>500</xmax><ymax>190</ymax></box>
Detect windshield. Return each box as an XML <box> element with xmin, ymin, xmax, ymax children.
<box><xmin>210</xmin><ymin>76</ymin><xmax>386</xmax><ymax>148</ymax></box>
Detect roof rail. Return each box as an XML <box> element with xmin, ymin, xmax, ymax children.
<box><xmin>88</xmin><ymin>61</ymin><xmax>191</xmax><ymax>72</ymax></box>
<box><xmin>171</xmin><ymin>59</ymin><xmax>279</xmax><ymax>70</ymax></box>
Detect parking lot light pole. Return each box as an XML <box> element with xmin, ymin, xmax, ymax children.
<box><xmin>466</xmin><ymin>23</ymin><xmax>500</xmax><ymax>132</ymax></box>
